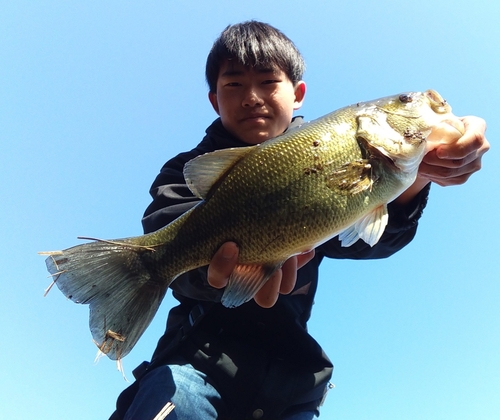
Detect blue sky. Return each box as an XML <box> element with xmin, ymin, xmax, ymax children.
<box><xmin>1</xmin><ymin>1</ymin><xmax>499</xmax><ymax>419</ymax></box>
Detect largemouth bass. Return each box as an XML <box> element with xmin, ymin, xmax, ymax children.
<box><xmin>42</xmin><ymin>90</ymin><xmax>458</xmax><ymax>361</ymax></box>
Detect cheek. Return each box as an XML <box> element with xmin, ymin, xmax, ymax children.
<box><xmin>272</xmin><ymin>90</ymin><xmax>295</xmax><ymax>113</ymax></box>
<box><xmin>216</xmin><ymin>100</ymin><xmax>234</xmax><ymax>121</ymax></box>
<box><xmin>274</xmin><ymin>100</ymin><xmax>294</xmax><ymax>123</ymax></box>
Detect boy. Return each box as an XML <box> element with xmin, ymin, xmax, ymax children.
<box><xmin>112</xmin><ymin>21</ymin><xmax>489</xmax><ymax>420</ymax></box>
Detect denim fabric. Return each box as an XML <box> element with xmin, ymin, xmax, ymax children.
<box><xmin>124</xmin><ymin>363</ymin><xmax>318</xmax><ymax>420</ymax></box>
<box><xmin>124</xmin><ymin>364</ymin><xmax>221</xmax><ymax>420</ymax></box>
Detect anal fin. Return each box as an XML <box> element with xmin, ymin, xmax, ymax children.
<box><xmin>221</xmin><ymin>262</ymin><xmax>283</xmax><ymax>308</ymax></box>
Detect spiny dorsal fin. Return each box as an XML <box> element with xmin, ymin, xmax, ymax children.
<box><xmin>184</xmin><ymin>146</ymin><xmax>257</xmax><ymax>199</ymax></box>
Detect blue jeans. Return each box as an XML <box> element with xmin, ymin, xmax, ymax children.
<box><xmin>124</xmin><ymin>364</ymin><xmax>318</xmax><ymax>420</ymax></box>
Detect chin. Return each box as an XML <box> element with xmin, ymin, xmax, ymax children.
<box><xmin>236</xmin><ymin>130</ymin><xmax>269</xmax><ymax>145</ymax></box>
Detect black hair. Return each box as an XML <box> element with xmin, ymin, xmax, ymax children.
<box><xmin>205</xmin><ymin>21</ymin><xmax>305</xmax><ymax>93</ymax></box>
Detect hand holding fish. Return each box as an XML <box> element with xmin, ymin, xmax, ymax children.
<box><xmin>418</xmin><ymin>115</ymin><xmax>489</xmax><ymax>186</ymax></box>
<box><xmin>208</xmin><ymin>242</ymin><xmax>315</xmax><ymax>308</ymax></box>
<box><xmin>395</xmin><ymin>115</ymin><xmax>489</xmax><ymax>204</ymax></box>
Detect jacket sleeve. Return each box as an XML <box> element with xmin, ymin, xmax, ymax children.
<box><xmin>142</xmin><ymin>149</ymin><xmax>202</xmax><ymax>234</ymax></box>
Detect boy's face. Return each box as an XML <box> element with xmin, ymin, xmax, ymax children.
<box><xmin>208</xmin><ymin>60</ymin><xmax>306</xmax><ymax>145</ymax></box>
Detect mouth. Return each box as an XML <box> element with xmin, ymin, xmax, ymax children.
<box><xmin>241</xmin><ymin>114</ymin><xmax>270</xmax><ymax>123</ymax></box>
<box><xmin>425</xmin><ymin>89</ymin><xmax>452</xmax><ymax>114</ymax></box>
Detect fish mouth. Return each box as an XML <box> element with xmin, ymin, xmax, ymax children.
<box><xmin>425</xmin><ymin>89</ymin><xmax>452</xmax><ymax>114</ymax></box>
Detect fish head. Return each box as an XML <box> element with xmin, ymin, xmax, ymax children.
<box><xmin>355</xmin><ymin>90</ymin><xmax>457</xmax><ymax>173</ymax></box>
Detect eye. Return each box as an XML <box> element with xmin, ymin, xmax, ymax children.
<box><xmin>399</xmin><ymin>94</ymin><xmax>413</xmax><ymax>103</ymax></box>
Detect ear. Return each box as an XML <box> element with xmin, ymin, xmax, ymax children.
<box><xmin>208</xmin><ymin>91</ymin><xmax>220</xmax><ymax>115</ymax></box>
<box><xmin>293</xmin><ymin>81</ymin><xmax>306</xmax><ymax>110</ymax></box>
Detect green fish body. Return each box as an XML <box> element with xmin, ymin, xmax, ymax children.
<box><xmin>43</xmin><ymin>90</ymin><xmax>456</xmax><ymax>360</ymax></box>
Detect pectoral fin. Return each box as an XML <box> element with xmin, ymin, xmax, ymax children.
<box><xmin>338</xmin><ymin>205</ymin><xmax>389</xmax><ymax>247</ymax></box>
<box><xmin>221</xmin><ymin>262</ymin><xmax>284</xmax><ymax>308</ymax></box>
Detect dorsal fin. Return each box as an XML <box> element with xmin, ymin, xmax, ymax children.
<box><xmin>184</xmin><ymin>146</ymin><xmax>257</xmax><ymax>199</ymax></box>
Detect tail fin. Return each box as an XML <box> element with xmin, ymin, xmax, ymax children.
<box><xmin>42</xmin><ymin>239</ymin><xmax>168</xmax><ymax>361</ymax></box>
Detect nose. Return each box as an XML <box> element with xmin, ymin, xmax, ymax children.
<box><xmin>242</xmin><ymin>87</ymin><xmax>264</xmax><ymax>107</ymax></box>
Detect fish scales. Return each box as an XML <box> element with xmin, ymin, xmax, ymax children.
<box><xmin>42</xmin><ymin>90</ymin><xmax>459</xmax><ymax>360</ymax></box>
<box><xmin>166</xmin><ymin>116</ymin><xmax>358</xmax><ymax>263</ymax></box>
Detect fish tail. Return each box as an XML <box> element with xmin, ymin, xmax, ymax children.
<box><xmin>42</xmin><ymin>238</ymin><xmax>170</xmax><ymax>361</ymax></box>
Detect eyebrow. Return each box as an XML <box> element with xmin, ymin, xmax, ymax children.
<box><xmin>220</xmin><ymin>67</ymin><xmax>276</xmax><ymax>78</ymax></box>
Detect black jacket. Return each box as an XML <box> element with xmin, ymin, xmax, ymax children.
<box><xmin>115</xmin><ymin>117</ymin><xmax>430</xmax><ymax>420</ymax></box>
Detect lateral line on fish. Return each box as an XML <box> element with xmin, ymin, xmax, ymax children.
<box><xmin>77</xmin><ymin>236</ymin><xmax>158</xmax><ymax>252</ymax></box>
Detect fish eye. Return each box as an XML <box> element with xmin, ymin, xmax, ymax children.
<box><xmin>399</xmin><ymin>94</ymin><xmax>413</xmax><ymax>103</ymax></box>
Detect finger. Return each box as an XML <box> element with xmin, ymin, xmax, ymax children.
<box><xmin>279</xmin><ymin>257</ymin><xmax>298</xmax><ymax>295</ymax></box>
<box><xmin>435</xmin><ymin>116</ymin><xmax>488</xmax><ymax>160</ymax></box>
<box><xmin>421</xmin><ymin>147</ymin><xmax>485</xmax><ymax>179</ymax></box>
<box><xmin>422</xmin><ymin>150</ymin><xmax>474</xmax><ymax>170</ymax></box>
<box><xmin>253</xmin><ymin>269</ymin><xmax>282</xmax><ymax>308</ymax></box>
<box><xmin>426</xmin><ymin>118</ymin><xmax>464</xmax><ymax>145</ymax></box>
<box><xmin>419</xmin><ymin>158</ymin><xmax>483</xmax><ymax>186</ymax></box>
<box><xmin>422</xmin><ymin>127</ymin><xmax>489</xmax><ymax>170</ymax></box>
<box><xmin>296</xmin><ymin>249</ymin><xmax>315</xmax><ymax>269</ymax></box>
<box><xmin>279</xmin><ymin>250</ymin><xmax>316</xmax><ymax>296</ymax></box>
<box><xmin>207</xmin><ymin>242</ymin><xmax>239</xmax><ymax>289</ymax></box>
